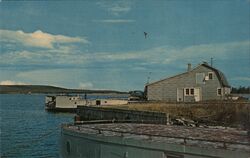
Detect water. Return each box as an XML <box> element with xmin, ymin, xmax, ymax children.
<box><xmin>0</xmin><ymin>94</ymin><xmax>74</xmax><ymax>158</ymax></box>
<box><xmin>239</xmin><ymin>94</ymin><xmax>250</xmax><ymax>100</ymax></box>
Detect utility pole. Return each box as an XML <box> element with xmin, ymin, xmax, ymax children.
<box><xmin>211</xmin><ymin>58</ymin><xmax>213</xmax><ymax>67</ymax></box>
<box><xmin>147</xmin><ymin>72</ymin><xmax>152</xmax><ymax>84</ymax></box>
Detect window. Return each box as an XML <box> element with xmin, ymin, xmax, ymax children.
<box><xmin>185</xmin><ymin>88</ymin><xmax>194</xmax><ymax>96</ymax></box>
<box><xmin>217</xmin><ymin>88</ymin><xmax>222</xmax><ymax>96</ymax></box>
<box><xmin>190</xmin><ymin>88</ymin><xmax>194</xmax><ymax>95</ymax></box>
<box><xmin>96</xmin><ymin>100</ymin><xmax>101</xmax><ymax>105</ymax></box>
<box><xmin>208</xmin><ymin>72</ymin><xmax>213</xmax><ymax>80</ymax></box>
<box><xmin>185</xmin><ymin>88</ymin><xmax>189</xmax><ymax>96</ymax></box>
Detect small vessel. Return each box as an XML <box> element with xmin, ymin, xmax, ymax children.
<box><xmin>45</xmin><ymin>95</ymin><xmax>87</xmax><ymax>112</ymax></box>
<box><xmin>45</xmin><ymin>95</ymin><xmax>128</xmax><ymax>112</ymax></box>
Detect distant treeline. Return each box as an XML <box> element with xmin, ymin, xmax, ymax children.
<box><xmin>231</xmin><ymin>86</ymin><xmax>250</xmax><ymax>94</ymax></box>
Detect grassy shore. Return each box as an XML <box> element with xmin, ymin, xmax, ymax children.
<box><xmin>105</xmin><ymin>101</ymin><xmax>250</xmax><ymax>129</ymax></box>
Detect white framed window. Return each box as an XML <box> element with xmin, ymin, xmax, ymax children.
<box><xmin>208</xmin><ymin>72</ymin><xmax>213</xmax><ymax>80</ymax></box>
<box><xmin>217</xmin><ymin>88</ymin><xmax>222</xmax><ymax>96</ymax></box>
<box><xmin>190</xmin><ymin>88</ymin><xmax>194</xmax><ymax>95</ymax></box>
<box><xmin>185</xmin><ymin>88</ymin><xmax>194</xmax><ymax>96</ymax></box>
<box><xmin>185</xmin><ymin>88</ymin><xmax>189</xmax><ymax>96</ymax></box>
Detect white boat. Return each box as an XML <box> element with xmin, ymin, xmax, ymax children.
<box><xmin>45</xmin><ymin>95</ymin><xmax>128</xmax><ymax>112</ymax></box>
<box><xmin>45</xmin><ymin>95</ymin><xmax>87</xmax><ymax>112</ymax></box>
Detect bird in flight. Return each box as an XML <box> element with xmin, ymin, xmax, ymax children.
<box><xmin>144</xmin><ymin>32</ymin><xmax>148</xmax><ymax>39</ymax></box>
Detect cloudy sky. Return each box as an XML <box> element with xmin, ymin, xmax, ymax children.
<box><xmin>0</xmin><ymin>0</ymin><xmax>249</xmax><ymax>91</ymax></box>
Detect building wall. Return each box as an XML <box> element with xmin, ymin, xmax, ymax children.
<box><xmin>194</xmin><ymin>66</ymin><xmax>223</xmax><ymax>101</ymax></box>
<box><xmin>147</xmin><ymin>65</ymin><xmax>226</xmax><ymax>101</ymax></box>
<box><xmin>54</xmin><ymin>96</ymin><xmax>128</xmax><ymax>108</ymax></box>
<box><xmin>90</xmin><ymin>99</ymin><xmax>128</xmax><ymax>106</ymax></box>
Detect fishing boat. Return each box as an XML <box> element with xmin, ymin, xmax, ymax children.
<box><xmin>45</xmin><ymin>95</ymin><xmax>128</xmax><ymax>112</ymax></box>
<box><xmin>45</xmin><ymin>95</ymin><xmax>87</xmax><ymax>112</ymax></box>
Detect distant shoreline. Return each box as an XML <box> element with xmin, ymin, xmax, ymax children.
<box><xmin>0</xmin><ymin>85</ymin><xmax>128</xmax><ymax>95</ymax></box>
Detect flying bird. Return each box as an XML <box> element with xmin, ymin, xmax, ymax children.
<box><xmin>144</xmin><ymin>32</ymin><xmax>148</xmax><ymax>39</ymax></box>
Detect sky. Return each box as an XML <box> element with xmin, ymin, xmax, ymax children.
<box><xmin>0</xmin><ymin>0</ymin><xmax>249</xmax><ymax>91</ymax></box>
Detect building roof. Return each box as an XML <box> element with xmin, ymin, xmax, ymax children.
<box><xmin>146</xmin><ymin>63</ymin><xmax>230</xmax><ymax>88</ymax></box>
<box><xmin>201</xmin><ymin>63</ymin><xmax>230</xmax><ymax>87</ymax></box>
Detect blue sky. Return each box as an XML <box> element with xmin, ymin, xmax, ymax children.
<box><xmin>0</xmin><ymin>0</ymin><xmax>249</xmax><ymax>91</ymax></box>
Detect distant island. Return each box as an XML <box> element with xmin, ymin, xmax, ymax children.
<box><xmin>0</xmin><ymin>85</ymin><xmax>128</xmax><ymax>94</ymax></box>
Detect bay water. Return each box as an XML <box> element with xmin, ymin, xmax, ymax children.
<box><xmin>0</xmin><ymin>94</ymin><xmax>74</xmax><ymax>158</ymax></box>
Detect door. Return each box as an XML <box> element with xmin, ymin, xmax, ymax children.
<box><xmin>194</xmin><ymin>88</ymin><xmax>201</xmax><ymax>101</ymax></box>
<box><xmin>96</xmin><ymin>100</ymin><xmax>101</xmax><ymax>105</ymax></box>
<box><xmin>177</xmin><ymin>88</ymin><xmax>184</xmax><ymax>102</ymax></box>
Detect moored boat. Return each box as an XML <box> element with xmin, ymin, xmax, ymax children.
<box><xmin>45</xmin><ymin>95</ymin><xmax>128</xmax><ymax>112</ymax></box>
<box><xmin>45</xmin><ymin>95</ymin><xmax>87</xmax><ymax>112</ymax></box>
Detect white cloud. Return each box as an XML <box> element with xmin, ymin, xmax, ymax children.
<box><xmin>0</xmin><ymin>80</ymin><xmax>27</xmax><ymax>85</ymax></box>
<box><xmin>82</xmin><ymin>40</ymin><xmax>249</xmax><ymax>68</ymax></box>
<box><xmin>0</xmin><ymin>50</ymin><xmax>54</xmax><ymax>65</ymax></box>
<box><xmin>1</xmin><ymin>38</ymin><xmax>249</xmax><ymax>74</ymax></box>
<box><xmin>158</xmin><ymin>41</ymin><xmax>250</xmax><ymax>64</ymax></box>
<box><xmin>79</xmin><ymin>82</ymin><xmax>93</xmax><ymax>89</ymax></box>
<box><xmin>97</xmin><ymin>0</ymin><xmax>132</xmax><ymax>16</ymax></box>
<box><xmin>93</xmin><ymin>19</ymin><xmax>135</xmax><ymax>23</ymax></box>
<box><xmin>13</xmin><ymin>69</ymin><xmax>96</xmax><ymax>89</ymax></box>
<box><xmin>16</xmin><ymin>69</ymin><xmax>74</xmax><ymax>82</ymax></box>
<box><xmin>0</xmin><ymin>37</ymin><xmax>250</xmax><ymax>71</ymax></box>
<box><xmin>0</xmin><ymin>30</ymin><xmax>90</xmax><ymax>65</ymax></box>
<box><xmin>0</xmin><ymin>29</ymin><xmax>89</xmax><ymax>49</ymax></box>
<box><xmin>9</xmin><ymin>41</ymin><xmax>250</xmax><ymax>67</ymax></box>
<box><xmin>110</xmin><ymin>5</ymin><xmax>131</xmax><ymax>13</ymax></box>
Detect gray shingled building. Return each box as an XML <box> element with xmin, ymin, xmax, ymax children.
<box><xmin>145</xmin><ymin>63</ymin><xmax>231</xmax><ymax>102</ymax></box>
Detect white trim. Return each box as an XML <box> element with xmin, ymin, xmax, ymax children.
<box><xmin>177</xmin><ymin>88</ymin><xmax>184</xmax><ymax>102</ymax></box>
<box><xmin>176</xmin><ymin>88</ymin><xmax>179</xmax><ymax>102</ymax></box>
<box><xmin>194</xmin><ymin>87</ymin><xmax>201</xmax><ymax>101</ymax></box>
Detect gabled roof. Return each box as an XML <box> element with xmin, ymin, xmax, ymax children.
<box><xmin>201</xmin><ymin>63</ymin><xmax>230</xmax><ymax>87</ymax></box>
<box><xmin>146</xmin><ymin>63</ymin><xmax>230</xmax><ymax>88</ymax></box>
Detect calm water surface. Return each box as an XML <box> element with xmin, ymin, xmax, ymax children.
<box><xmin>0</xmin><ymin>94</ymin><xmax>74</xmax><ymax>158</ymax></box>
